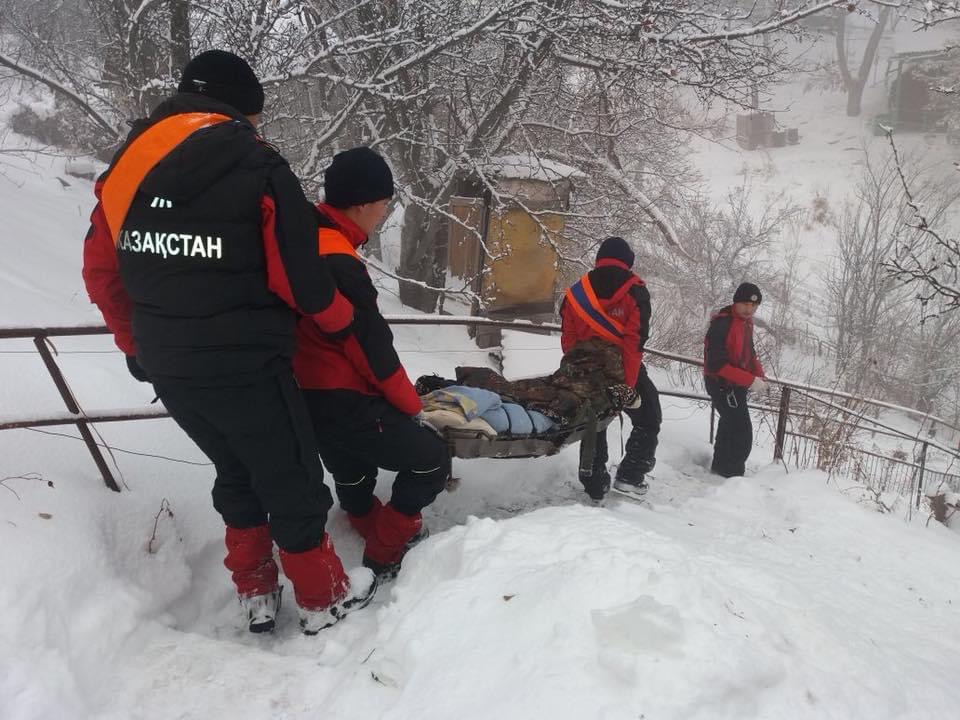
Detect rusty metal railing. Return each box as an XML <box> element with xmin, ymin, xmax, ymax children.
<box><xmin>3</xmin><ymin>318</ymin><xmax>960</xmax><ymax>501</ymax></box>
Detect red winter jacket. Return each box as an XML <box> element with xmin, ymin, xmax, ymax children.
<box><xmin>703</xmin><ymin>305</ymin><xmax>764</xmax><ymax>388</ymax></box>
<box><xmin>292</xmin><ymin>205</ymin><xmax>422</xmax><ymax>416</ymax></box>
<box><xmin>559</xmin><ymin>258</ymin><xmax>650</xmax><ymax>387</ymax></box>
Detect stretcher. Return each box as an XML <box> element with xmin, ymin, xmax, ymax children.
<box><xmin>417</xmin><ymin>342</ymin><xmax>627</xmax><ymax>474</ymax></box>
<box><xmin>443</xmin><ymin>406</ymin><xmax>617</xmax><ymax>476</ymax></box>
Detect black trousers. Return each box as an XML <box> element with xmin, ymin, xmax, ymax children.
<box><xmin>706</xmin><ymin>381</ymin><xmax>753</xmax><ymax>478</ymax></box>
<box><xmin>584</xmin><ymin>365</ymin><xmax>662</xmax><ymax>485</ymax></box>
<box><xmin>155</xmin><ymin>371</ymin><xmax>332</xmax><ymax>553</ymax></box>
<box><xmin>303</xmin><ymin>392</ymin><xmax>450</xmax><ymax>517</ymax></box>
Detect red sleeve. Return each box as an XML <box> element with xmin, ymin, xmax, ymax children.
<box><xmin>81</xmin><ymin>185</ymin><xmax>135</xmax><ymax>355</ymax></box>
<box><xmin>705</xmin><ymin>313</ymin><xmax>755</xmax><ymax>388</ymax></box>
<box><xmin>377</xmin><ymin>366</ymin><xmax>423</xmax><ymax>415</ymax></box>
<box><xmin>261</xmin><ymin>194</ymin><xmax>353</xmax><ymax>333</ymax></box>
<box><xmin>339</xmin><ymin>331</ymin><xmax>423</xmax><ymax>415</ymax></box>
<box><xmin>717</xmin><ymin>364</ymin><xmax>756</xmax><ymax>387</ymax></box>
<box><xmin>620</xmin><ymin>297</ymin><xmax>642</xmax><ymax>387</ymax></box>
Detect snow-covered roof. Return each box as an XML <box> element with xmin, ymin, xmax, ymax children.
<box><xmin>483</xmin><ymin>153</ymin><xmax>585</xmax><ymax>182</ymax></box>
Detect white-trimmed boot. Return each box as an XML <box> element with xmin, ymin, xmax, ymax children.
<box><xmin>239</xmin><ymin>586</ymin><xmax>283</xmax><ymax>634</ymax></box>
<box><xmin>612</xmin><ymin>475</ymin><xmax>650</xmax><ymax>499</ymax></box>
<box><xmin>298</xmin><ymin>568</ymin><xmax>378</xmax><ymax>635</ymax></box>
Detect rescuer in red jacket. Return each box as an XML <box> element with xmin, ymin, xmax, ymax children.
<box><xmin>703</xmin><ymin>282</ymin><xmax>769</xmax><ymax>477</ymax></box>
<box><xmin>560</xmin><ymin>236</ymin><xmax>662</xmax><ymax>501</ymax></box>
<box><xmin>294</xmin><ymin>147</ymin><xmax>449</xmax><ymax>581</ymax></box>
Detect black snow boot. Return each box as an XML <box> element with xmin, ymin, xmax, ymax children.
<box><xmin>580</xmin><ymin>469</ymin><xmax>611</xmax><ymax>502</ymax></box>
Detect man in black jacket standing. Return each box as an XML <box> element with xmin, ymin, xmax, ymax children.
<box><xmin>83</xmin><ymin>50</ymin><xmax>375</xmax><ymax>635</ymax></box>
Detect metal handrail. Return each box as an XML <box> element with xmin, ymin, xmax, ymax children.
<box><xmin>380</xmin><ymin>315</ymin><xmax>960</xmax><ymax>436</ymax></box>
<box><xmin>0</xmin><ymin>325</ymin><xmax>111</xmax><ymax>339</ymax></box>
<box><xmin>3</xmin><ymin>317</ymin><xmax>960</xmax><ymax>498</ymax></box>
<box><xmin>4</xmin><ymin>318</ymin><xmax>959</xmax><ymax>439</ymax></box>
<box><xmin>0</xmin><ymin>407</ymin><xmax>168</xmax><ymax>431</ymax></box>
<box><xmin>787</xmin><ymin>430</ymin><xmax>925</xmax><ymax>470</ymax></box>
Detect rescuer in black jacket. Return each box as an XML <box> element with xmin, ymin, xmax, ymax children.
<box><xmin>83</xmin><ymin>51</ymin><xmax>375</xmax><ymax>635</ymax></box>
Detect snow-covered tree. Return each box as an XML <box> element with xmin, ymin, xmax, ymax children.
<box><xmin>0</xmin><ymin>0</ymin><xmax>195</xmax><ymax>144</ymax></box>
<box><xmin>637</xmin><ymin>183</ymin><xmax>802</xmax><ymax>366</ymax></box>
<box><xmin>826</xmin><ymin>152</ymin><xmax>916</xmax><ymax>397</ymax></box>
<box><xmin>836</xmin><ymin>4</ymin><xmax>891</xmax><ymax>116</ymax></box>
<box><xmin>877</xmin><ymin>125</ymin><xmax>960</xmax><ymax>309</ymax></box>
<box><xmin>7</xmin><ymin>0</ymin><xmax>955</xmax><ymax>310</ymax></box>
<box><xmin>0</xmin><ymin>0</ymin><xmax>853</xmax><ymax>307</ymax></box>
<box><xmin>827</xmin><ymin>146</ymin><xmax>960</xmax><ymax>419</ymax></box>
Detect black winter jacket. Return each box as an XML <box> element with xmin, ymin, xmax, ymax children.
<box><xmin>83</xmin><ymin>93</ymin><xmax>351</xmax><ymax>385</ymax></box>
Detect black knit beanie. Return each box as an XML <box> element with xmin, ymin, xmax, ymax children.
<box><xmin>178</xmin><ymin>50</ymin><xmax>264</xmax><ymax>115</ymax></box>
<box><xmin>595</xmin><ymin>236</ymin><xmax>635</xmax><ymax>269</ymax></box>
<box><xmin>324</xmin><ymin>147</ymin><xmax>394</xmax><ymax>209</ymax></box>
<box><xmin>733</xmin><ymin>282</ymin><xmax>762</xmax><ymax>304</ymax></box>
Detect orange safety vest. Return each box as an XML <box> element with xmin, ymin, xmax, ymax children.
<box><xmin>564</xmin><ymin>274</ymin><xmax>625</xmax><ymax>346</ymax></box>
<box><xmin>100</xmin><ymin>112</ymin><xmax>231</xmax><ymax>243</ymax></box>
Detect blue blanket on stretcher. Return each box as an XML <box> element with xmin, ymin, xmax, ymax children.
<box><xmin>481</xmin><ymin>403</ymin><xmax>554</xmax><ymax>434</ymax></box>
<box><xmin>420</xmin><ymin>385</ymin><xmax>554</xmax><ymax>435</ymax></box>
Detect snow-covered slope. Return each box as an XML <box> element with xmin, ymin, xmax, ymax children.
<box><xmin>3</xmin><ymin>400</ymin><xmax>959</xmax><ymax>719</ymax></box>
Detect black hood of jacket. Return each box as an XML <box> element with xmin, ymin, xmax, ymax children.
<box><xmin>125</xmin><ymin>93</ymin><xmax>267</xmax><ymax>204</ymax></box>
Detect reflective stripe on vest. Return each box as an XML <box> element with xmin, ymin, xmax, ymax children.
<box><xmin>565</xmin><ymin>274</ymin><xmax>625</xmax><ymax>345</ymax></box>
<box><xmin>317</xmin><ymin>227</ymin><xmax>360</xmax><ymax>259</ymax></box>
<box><xmin>101</xmin><ymin>112</ymin><xmax>231</xmax><ymax>243</ymax></box>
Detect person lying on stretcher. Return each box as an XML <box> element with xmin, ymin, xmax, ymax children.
<box><xmin>414</xmin><ymin>337</ymin><xmax>640</xmax><ymax>437</ymax></box>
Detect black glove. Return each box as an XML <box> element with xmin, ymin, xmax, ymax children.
<box><xmin>413</xmin><ymin>412</ymin><xmax>444</xmax><ymax>438</ymax></box>
<box><xmin>126</xmin><ymin>355</ymin><xmax>151</xmax><ymax>383</ymax></box>
<box><xmin>607</xmin><ymin>384</ymin><xmax>639</xmax><ymax>410</ymax></box>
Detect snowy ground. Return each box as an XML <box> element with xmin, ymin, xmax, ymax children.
<box><xmin>3</xmin><ymin>394</ymin><xmax>960</xmax><ymax>719</ymax></box>
<box><xmin>3</xmin><ymin>22</ymin><xmax>960</xmax><ymax>720</ymax></box>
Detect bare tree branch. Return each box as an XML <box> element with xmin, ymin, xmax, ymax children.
<box><xmin>0</xmin><ymin>51</ymin><xmax>121</xmax><ymax>140</ymax></box>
